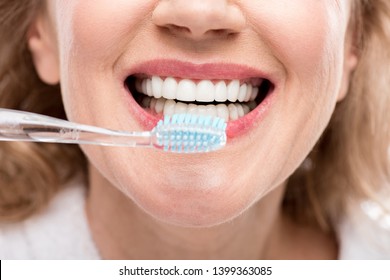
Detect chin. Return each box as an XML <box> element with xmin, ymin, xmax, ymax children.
<box><xmin>120</xmin><ymin>166</ymin><xmax>257</xmax><ymax>228</ymax></box>
<box><xmin>137</xmin><ymin>194</ymin><xmax>251</xmax><ymax>228</ymax></box>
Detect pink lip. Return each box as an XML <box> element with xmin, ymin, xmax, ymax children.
<box><xmin>120</xmin><ymin>59</ymin><xmax>276</xmax><ymax>139</ymax></box>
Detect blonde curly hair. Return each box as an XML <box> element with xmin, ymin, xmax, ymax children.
<box><xmin>0</xmin><ymin>0</ymin><xmax>86</xmax><ymax>221</ymax></box>
<box><xmin>0</xmin><ymin>0</ymin><xmax>389</xmax><ymax>231</ymax></box>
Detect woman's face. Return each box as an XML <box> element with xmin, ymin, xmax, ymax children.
<box><xmin>30</xmin><ymin>0</ymin><xmax>357</xmax><ymax>227</ymax></box>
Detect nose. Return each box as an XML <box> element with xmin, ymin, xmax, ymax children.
<box><xmin>152</xmin><ymin>0</ymin><xmax>246</xmax><ymax>41</ymax></box>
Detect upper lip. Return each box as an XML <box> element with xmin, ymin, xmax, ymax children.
<box><xmin>120</xmin><ymin>59</ymin><xmax>276</xmax><ymax>84</ymax></box>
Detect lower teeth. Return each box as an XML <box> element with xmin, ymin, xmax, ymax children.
<box><xmin>140</xmin><ymin>96</ymin><xmax>257</xmax><ymax>122</ymax></box>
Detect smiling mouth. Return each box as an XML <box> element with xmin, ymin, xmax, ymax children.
<box><xmin>125</xmin><ymin>75</ymin><xmax>273</xmax><ymax>122</ymax></box>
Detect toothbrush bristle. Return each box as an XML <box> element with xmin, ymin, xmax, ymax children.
<box><xmin>154</xmin><ymin>114</ymin><xmax>227</xmax><ymax>153</ymax></box>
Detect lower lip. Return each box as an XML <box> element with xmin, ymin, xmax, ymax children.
<box><xmin>121</xmin><ymin>86</ymin><xmax>275</xmax><ymax>139</ymax></box>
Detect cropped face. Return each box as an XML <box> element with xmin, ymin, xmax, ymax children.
<box><xmin>29</xmin><ymin>0</ymin><xmax>357</xmax><ymax>227</ymax></box>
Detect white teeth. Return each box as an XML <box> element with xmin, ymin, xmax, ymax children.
<box><xmin>206</xmin><ymin>104</ymin><xmax>217</xmax><ymax>117</ymax></box>
<box><xmin>245</xmin><ymin>84</ymin><xmax>253</xmax><ymax>102</ymax></box>
<box><xmin>163</xmin><ymin>99</ymin><xmax>176</xmax><ymax>115</ymax></box>
<box><xmin>142</xmin><ymin>80</ymin><xmax>148</xmax><ymax>96</ymax></box>
<box><xmin>162</xmin><ymin>77</ymin><xmax>177</xmax><ymax>100</ymax></box>
<box><xmin>197</xmin><ymin>105</ymin><xmax>208</xmax><ymax>116</ymax></box>
<box><xmin>250</xmin><ymin>87</ymin><xmax>259</xmax><ymax>101</ymax></box>
<box><xmin>175</xmin><ymin>102</ymin><xmax>187</xmax><ymax>114</ymax></box>
<box><xmin>144</xmin><ymin>97</ymin><xmax>251</xmax><ymax>122</ymax></box>
<box><xmin>187</xmin><ymin>103</ymin><xmax>198</xmax><ymax>115</ymax></box>
<box><xmin>236</xmin><ymin>104</ymin><xmax>245</xmax><ymax>117</ymax></box>
<box><xmin>227</xmin><ymin>80</ymin><xmax>240</xmax><ymax>102</ymax></box>
<box><xmin>136</xmin><ymin>76</ymin><xmax>259</xmax><ymax>103</ymax></box>
<box><xmin>155</xmin><ymin>98</ymin><xmax>165</xmax><ymax>114</ymax></box>
<box><xmin>146</xmin><ymin>79</ymin><xmax>153</xmax><ymax>97</ymax></box>
<box><xmin>176</xmin><ymin>79</ymin><xmax>196</xmax><ymax>102</ymax></box>
<box><xmin>215</xmin><ymin>81</ymin><xmax>228</xmax><ymax>102</ymax></box>
<box><xmin>228</xmin><ymin>104</ymin><xmax>239</xmax><ymax>121</ymax></box>
<box><xmin>150</xmin><ymin>97</ymin><xmax>157</xmax><ymax>110</ymax></box>
<box><xmin>151</xmin><ymin>76</ymin><xmax>163</xmax><ymax>98</ymax></box>
<box><xmin>196</xmin><ymin>80</ymin><xmax>215</xmax><ymax>102</ymax></box>
<box><xmin>216</xmin><ymin>104</ymin><xmax>229</xmax><ymax>121</ymax></box>
<box><xmin>238</xmin><ymin>84</ymin><xmax>247</xmax><ymax>102</ymax></box>
<box><xmin>133</xmin><ymin>76</ymin><xmax>267</xmax><ymax>121</ymax></box>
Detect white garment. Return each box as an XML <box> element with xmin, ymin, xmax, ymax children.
<box><xmin>0</xmin><ymin>182</ymin><xmax>100</xmax><ymax>259</ymax></box>
<box><xmin>337</xmin><ymin>198</ymin><xmax>390</xmax><ymax>259</ymax></box>
<box><xmin>0</xmin><ymin>181</ymin><xmax>389</xmax><ymax>259</ymax></box>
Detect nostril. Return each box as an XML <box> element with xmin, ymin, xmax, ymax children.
<box><xmin>207</xmin><ymin>28</ymin><xmax>237</xmax><ymax>38</ymax></box>
<box><xmin>165</xmin><ymin>24</ymin><xmax>191</xmax><ymax>35</ymax></box>
<box><xmin>163</xmin><ymin>25</ymin><xmax>236</xmax><ymax>40</ymax></box>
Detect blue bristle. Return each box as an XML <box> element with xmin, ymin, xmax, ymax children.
<box><xmin>203</xmin><ymin>115</ymin><xmax>212</xmax><ymax>126</ymax></box>
<box><xmin>171</xmin><ymin>116</ymin><xmax>176</xmax><ymax>125</ymax></box>
<box><xmin>183</xmin><ymin>130</ymin><xmax>189</xmax><ymax>141</ymax></box>
<box><xmin>177</xmin><ymin>114</ymin><xmax>185</xmax><ymax>124</ymax></box>
<box><xmin>190</xmin><ymin>114</ymin><xmax>198</xmax><ymax>125</ymax></box>
<box><xmin>176</xmin><ymin>131</ymin><xmax>182</xmax><ymax>141</ymax></box>
<box><xmin>153</xmin><ymin>113</ymin><xmax>226</xmax><ymax>153</ymax></box>
<box><xmin>164</xmin><ymin>115</ymin><xmax>171</xmax><ymax>125</ymax></box>
<box><xmin>198</xmin><ymin>115</ymin><xmax>204</xmax><ymax>124</ymax></box>
<box><xmin>184</xmin><ymin>114</ymin><xmax>192</xmax><ymax>124</ymax></box>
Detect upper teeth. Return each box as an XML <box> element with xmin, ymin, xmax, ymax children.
<box><xmin>136</xmin><ymin>76</ymin><xmax>260</xmax><ymax>103</ymax></box>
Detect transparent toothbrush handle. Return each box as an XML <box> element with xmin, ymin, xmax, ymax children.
<box><xmin>0</xmin><ymin>109</ymin><xmax>153</xmax><ymax>147</ymax></box>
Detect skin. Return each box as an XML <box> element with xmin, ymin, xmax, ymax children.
<box><xmin>28</xmin><ymin>0</ymin><xmax>357</xmax><ymax>259</ymax></box>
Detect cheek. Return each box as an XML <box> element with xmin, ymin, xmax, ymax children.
<box><xmin>246</xmin><ymin>1</ymin><xmax>349</xmax><ymax>145</ymax></box>
<box><xmin>245</xmin><ymin>1</ymin><xmax>347</xmax><ymax>83</ymax></box>
<box><xmin>58</xmin><ymin>1</ymin><xmax>154</xmax><ymax>62</ymax></box>
<box><xmin>241</xmin><ymin>2</ymin><xmax>350</xmax><ymax>181</ymax></box>
<box><xmin>53</xmin><ymin>1</ymin><xmax>155</xmax><ymax>123</ymax></box>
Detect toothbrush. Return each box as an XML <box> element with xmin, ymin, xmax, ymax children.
<box><xmin>0</xmin><ymin>109</ymin><xmax>227</xmax><ymax>153</ymax></box>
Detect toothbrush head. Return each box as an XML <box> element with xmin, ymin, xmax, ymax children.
<box><xmin>153</xmin><ymin>114</ymin><xmax>227</xmax><ymax>153</ymax></box>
